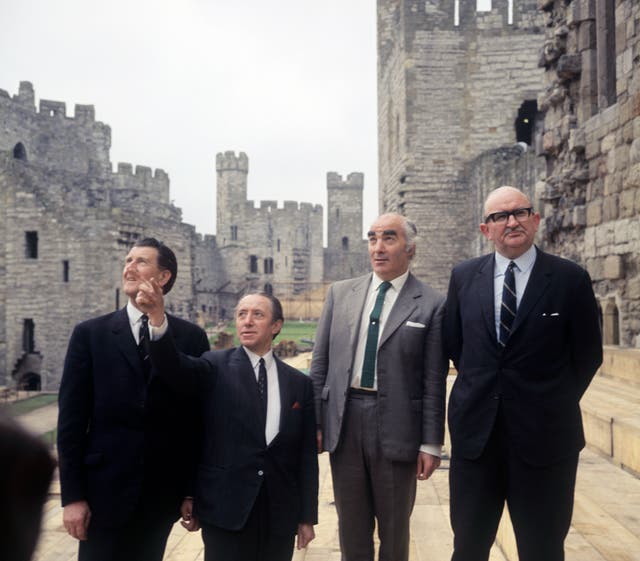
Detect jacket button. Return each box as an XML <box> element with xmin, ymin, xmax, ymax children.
<box><xmin>258</xmin><ymin>470</ymin><xmax>264</xmax><ymax>476</ymax></box>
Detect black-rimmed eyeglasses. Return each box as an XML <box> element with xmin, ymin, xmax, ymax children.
<box><xmin>484</xmin><ymin>207</ymin><xmax>533</xmax><ymax>224</ymax></box>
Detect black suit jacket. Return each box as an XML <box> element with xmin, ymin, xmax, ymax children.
<box><xmin>57</xmin><ymin>308</ymin><xmax>210</xmax><ymax>528</ymax></box>
<box><xmin>150</xmin><ymin>337</ymin><xmax>319</xmax><ymax>536</ymax></box>
<box><xmin>444</xmin><ymin>248</ymin><xmax>602</xmax><ymax>465</ymax></box>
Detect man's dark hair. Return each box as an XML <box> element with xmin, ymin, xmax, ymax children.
<box><xmin>240</xmin><ymin>291</ymin><xmax>284</xmax><ymax>340</ymax></box>
<box><xmin>133</xmin><ymin>238</ymin><xmax>177</xmax><ymax>294</ymax></box>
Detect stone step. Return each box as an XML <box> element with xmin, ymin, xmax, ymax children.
<box><xmin>496</xmin><ymin>448</ymin><xmax>640</xmax><ymax>561</ymax></box>
<box><xmin>581</xmin><ymin>372</ymin><xmax>640</xmax><ymax>475</ymax></box>
<box><xmin>599</xmin><ymin>347</ymin><xmax>640</xmax><ymax>387</ymax></box>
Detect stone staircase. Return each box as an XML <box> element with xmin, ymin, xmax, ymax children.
<box><xmin>495</xmin><ymin>346</ymin><xmax>640</xmax><ymax>561</ymax></box>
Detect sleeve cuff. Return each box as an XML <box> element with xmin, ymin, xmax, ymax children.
<box><xmin>149</xmin><ymin>314</ymin><xmax>168</xmax><ymax>340</ymax></box>
<box><xmin>419</xmin><ymin>443</ymin><xmax>442</xmax><ymax>457</ymax></box>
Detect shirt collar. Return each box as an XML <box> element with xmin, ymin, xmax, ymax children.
<box><xmin>372</xmin><ymin>269</ymin><xmax>409</xmax><ymax>294</ymax></box>
<box><xmin>494</xmin><ymin>245</ymin><xmax>537</xmax><ymax>275</ymax></box>
<box><xmin>126</xmin><ymin>300</ymin><xmax>145</xmax><ymax>324</ymax></box>
<box><xmin>243</xmin><ymin>346</ymin><xmax>275</xmax><ymax>370</ymax></box>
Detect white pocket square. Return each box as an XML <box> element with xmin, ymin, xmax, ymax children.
<box><xmin>406</xmin><ymin>320</ymin><xmax>426</xmax><ymax>328</ymax></box>
<box><xmin>542</xmin><ymin>312</ymin><xmax>560</xmax><ymax>317</ymax></box>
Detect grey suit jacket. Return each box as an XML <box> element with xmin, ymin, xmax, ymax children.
<box><xmin>310</xmin><ymin>272</ymin><xmax>448</xmax><ymax>462</ymax></box>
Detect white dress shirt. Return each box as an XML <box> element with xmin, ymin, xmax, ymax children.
<box><xmin>492</xmin><ymin>245</ymin><xmax>537</xmax><ymax>340</ymax></box>
<box><xmin>350</xmin><ymin>271</ymin><xmax>441</xmax><ymax>457</ymax></box>
<box><xmin>127</xmin><ymin>300</ymin><xmax>159</xmax><ymax>344</ymax></box>
<box><xmin>243</xmin><ymin>347</ymin><xmax>281</xmax><ymax>445</ymax></box>
<box><xmin>351</xmin><ymin>270</ymin><xmax>409</xmax><ymax>391</ymax></box>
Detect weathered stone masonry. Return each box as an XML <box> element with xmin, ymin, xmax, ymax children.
<box><xmin>0</xmin><ymin>82</ymin><xmax>369</xmax><ymax>389</ymax></box>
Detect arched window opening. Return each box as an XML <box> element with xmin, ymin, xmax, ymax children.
<box><xmin>603</xmin><ymin>299</ymin><xmax>620</xmax><ymax>345</ymax></box>
<box><xmin>13</xmin><ymin>142</ymin><xmax>27</xmax><ymax>160</ymax></box>
<box><xmin>23</xmin><ymin>319</ymin><xmax>35</xmax><ymax>353</ymax></box>
<box><xmin>342</xmin><ymin>236</ymin><xmax>349</xmax><ymax>251</ymax></box>
<box><xmin>19</xmin><ymin>372</ymin><xmax>41</xmax><ymax>391</ymax></box>
<box><xmin>249</xmin><ymin>255</ymin><xmax>258</xmax><ymax>274</ymax></box>
<box><xmin>515</xmin><ymin>100</ymin><xmax>538</xmax><ymax>145</ymax></box>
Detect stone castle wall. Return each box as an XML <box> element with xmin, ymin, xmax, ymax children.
<box><xmin>377</xmin><ymin>0</ymin><xmax>545</xmax><ymax>292</ymax></box>
<box><xmin>0</xmin><ymin>82</ymin><xmax>216</xmax><ymax>389</ymax></box>
<box><xmin>215</xmin><ymin>152</ymin><xmax>369</xmax><ymax>298</ymax></box>
<box><xmin>1</xmin><ymin>82</ymin><xmax>370</xmax><ymax>387</ymax></box>
<box><xmin>538</xmin><ymin>0</ymin><xmax>640</xmax><ymax>347</ymax></box>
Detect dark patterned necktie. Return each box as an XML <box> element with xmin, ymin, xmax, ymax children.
<box><xmin>138</xmin><ymin>314</ymin><xmax>151</xmax><ymax>381</ymax></box>
<box><xmin>499</xmin><ymin>261</ymin><xmax>517</xmax><ymax>347</ymax></box>
<box><xmin>361</xmin><ymin>281</ymin><xmax>392</xmax><ymax>388</ymax></box>
<box><xmin>258</xmin><ymin>358</ymin><xmax>268</xmax><ymax>416</ymax></box>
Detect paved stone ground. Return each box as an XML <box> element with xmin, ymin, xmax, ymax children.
<box><xmin>12</xmin><ymin>355</ymin><xmax>640</xmax><ymax>561</ymax></box>
<box><xmin>14</xmin><ymin>386</ymin><xmax>503</xmax><ymax>561</ymax></box>
<box><xmin>33</xmin><ymin>452</ymin><xmax>506</xmax><ymax>561</ymax></box>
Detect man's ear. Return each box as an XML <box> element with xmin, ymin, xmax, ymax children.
<box><xmin>157</xmin><ymin>269</ymin><xmax>171</xmax><ymax>289</ymax></box>
<box><xmin>479</xmin><ymin>223</ymin><xmax>491</xmax><ymax>240</ymax></box>
<box><xmin>406</xmin><ymin>243</ymin><xmax>416</xmax><ymax>259</ymax></box>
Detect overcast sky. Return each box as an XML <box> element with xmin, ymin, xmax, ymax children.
<box><xmin>1</xmin><ymin>0</ymin><xmax>379</xmax><ymax>237</ymax></box>
<box><xmin>1</xmin><ymin>1</ymin><xmax>496</xmax><ymax>238</ymax></box>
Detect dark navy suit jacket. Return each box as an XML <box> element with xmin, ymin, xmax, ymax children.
<box><xmin>57</xmin><ymin>308</ymin><xmax>210</xmax><ymax>527</ymax></box>
<box><xmin>150</xmin><ymin>337</ymin><xmax>319</xmax><ymax>536</ymax></box>
<box><xmin>444</xmin><ymin>248</ymin><xmax>603</xmax><ymax>465</ymax></box>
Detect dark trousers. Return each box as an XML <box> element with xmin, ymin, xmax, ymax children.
<box><xmin>201</xmin><ymin>485</ymin><xmax>295</xmax><ymax>561</ymax></box>
<box><xmin>330</xmin><ymin>391</ymin><xmax>416</xmax><ymax>561</ymax></box>
<box><xmin>78</xmin><ymin>502</ymin><xmax>176</xmax><ymax>561</ymax></box>
<box><xmin>449</xmin><ymin>408</ymin><xmax>579</xmax><ymax>561</ymax></box>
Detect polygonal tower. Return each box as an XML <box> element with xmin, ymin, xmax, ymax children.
<box><xmin>216</xmin><ymin>151</ymin><xmax>249</xmax><ymax>247</ymax></box>
<box><xmin>327</xmin><ymin>171</ymin><xmax>364</xmax><ymax>251</ymax></box>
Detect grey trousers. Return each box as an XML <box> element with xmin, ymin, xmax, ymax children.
<box><xmin>330</xmin><ymin>391</ymin><xmax>416</xmax><ymax>561</ymax></box>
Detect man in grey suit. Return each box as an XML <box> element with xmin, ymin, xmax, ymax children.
<box><xmin>310</xmin><ymin>213</ymin><xmax>448</xmax><ymax>561</ymax></box>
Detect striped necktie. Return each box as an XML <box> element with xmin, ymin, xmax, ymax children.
<box><xmin>138</xmin><ymin>314</ymin><xmax>151</xmax><ymax>381</ymax></box>
<box><xmin>258</xmin><ymin>357</ymin><xmax>268</xmax><ymax>419</ymax></box>
<box><xmin>499</xmin><ymin>261</ymin><xmax>517</xmax><ymax>347</ymax></box>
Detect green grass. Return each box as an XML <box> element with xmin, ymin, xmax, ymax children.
<box><xmin>214</xmin><ymin>321</ymin><xmax>317</xmax><ymax>349</ymax></box>
<box><xmin>4</xmin><ymin>393</ymin><xmax>58</xmax><ymax>416</ymax></box>
<box><xmin>40</xmin><ymin>427</ymin><xmax>57</xmax><ymax>449</ymax></box>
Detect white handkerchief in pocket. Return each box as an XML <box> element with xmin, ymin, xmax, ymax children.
<box><xmin>406</xmin><ymin>320</ymin><xmax>426</xmax><ymax>328</ymax></box>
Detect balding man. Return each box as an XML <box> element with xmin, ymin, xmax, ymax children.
<box><xmin>310</xmin><ymin>213</ymin><xmax>448</xmax><ymax>561</ymax></box>
<box><xmin>444</xmin><ymin>186</ymin><xmax>603</xmax><ymax>561</ymax></box>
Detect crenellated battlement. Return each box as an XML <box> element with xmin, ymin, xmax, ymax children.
<box><xmin>1</xmin><ymin>82</ymin><xmax>97</xmax><ymax>123</ymax></box>
<box><xmin>407</xmin><ymin>0</ymin><xmax>541</xmax><ymax>32</ymax></box>
<box><xmin>216</xmin><ymin>151</ymin><xmax>249</xmax><ymax>172</ymax></box>
<box><xmin>39</xmin><ymin>99</ymin><xmax>66</xmax><ymax>117</ymax></box>
<box><xmin>327</xmin><ymin>171</ymin><xmax>364</xmax><ymax>189</ymax></box>
<box><xmin>248</xmin><ymin>199</ymin><xmax>323</xmax><ymax>214</ymax></box>
<box><xmin>111</xmin><ymin>162</ymin><xmax>170</xmax><ymax>204</ymax></box>
<box><xmin>0</xmin><ymin>81</ymin><xmax>111</xmax><ymax>176</ymax></box>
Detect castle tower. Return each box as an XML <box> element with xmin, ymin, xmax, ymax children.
<box><xmin>216</xmin><ymin>151</ymin><xmax>249</xmax><ymax>247</ymax></box>
<box><xmin>327</xmin><ymin>172</ymin><xmax>364</xmax><ymax>251</ymax></box>
<box><xmin>377</xmin><ymin>0</ymin><xmax>544</xmax><ymax>291</ymax></box>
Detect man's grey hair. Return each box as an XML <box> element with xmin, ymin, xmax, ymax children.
<box><xmin>402</xmin><ymin>217</ymin><xmax>418</xmax><ymax>253</ymax></box>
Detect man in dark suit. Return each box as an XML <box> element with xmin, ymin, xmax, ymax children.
<box><xmin>57</xmin><ymin>238</ymin><xmax>210</xmax><ymax>561</ymax></box>
<box><xmin>142</xmin><ymin>289</ymin><xmax>318</xmax><ymax>561</ymax></box>
<box><xmin>444</xmin><ymin>186</ymin><xmax>603</xmax><ymax>561</ymax></box>
<box><xmin>310</xmin><ymin>213</ymin><xmax>448</xmax><ymax>561</ymax></box>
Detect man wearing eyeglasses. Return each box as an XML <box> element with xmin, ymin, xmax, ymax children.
<box><xmin>444</xmin><ymin>186</ymin><xmax>602</xmax><ymax>561</ymax></box>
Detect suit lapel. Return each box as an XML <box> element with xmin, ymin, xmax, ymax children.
<box><xmin>111</xmin><ymin>308</ymin><xmax>144</xmax><ymax>374</ymax></box>
<box><xmin>230</xmin><ymin>347</ymin><xmax>266</xmax><ymax>443</ymax></box>
<box><xmin>378</xmin><ymin>273</ymin><xmax>419</xmax><ymax>348</ymax></box>
<box><xmin>275</xmin><ymin>357</ymin><xmax>291</xmax><ymax>436</ymax></box>
<box><xmin>346</xmin><ymin>275</ymin><xmax>372</xmax><ymax>350</ymax></box>
<box><xmin>476</xmin><ymin>254</ymin><xmax>498</xmax><ymax>345</ymax></box>
<box><xmin>511</xmin><ymin>249</ymin><xmax>552</xmax><ymax>336</ymax></box>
